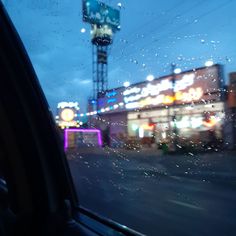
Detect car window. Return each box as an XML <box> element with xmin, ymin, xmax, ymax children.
<box><xmin>3</xmin><ymin>1</ymin><xmax>236</xmax><ymax>235</ymax></box>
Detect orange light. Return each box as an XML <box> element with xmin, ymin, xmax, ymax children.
<box><xmin>142</xmin><ymin>124</ymin><xmax>154</xmax><ymax>130</ymax></box>
<box><xmin>203</xmin><ymin>116</ymin><xmax>218</xmax><ymax>127</ymax></box>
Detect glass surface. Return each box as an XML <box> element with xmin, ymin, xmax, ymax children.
<box><xmin>3</xmin><ymin>1</ymin><xmax>236</xmax><ymax>235</ymax></box>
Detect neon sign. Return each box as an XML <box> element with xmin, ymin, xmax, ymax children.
<box><xmin>57</xmin><ymin>102</ymin><xmax>79</xmax><ymax>109</ymax></box>
<box><xmin>125</xmin><ymin>87</ymin><xmax>203</xmax><ymax>109</ymax></box>
<box><xmin>59</xmin><ymin>121</ymin><xmax>78</xmax><ymax>128</ymax></box>
<box><xmin>123</xmin><ymin>74</ymin><xmax>195</xmax><ymax>104</ymax></box>
<box><xmin>96</xmin><ymin>64</ymin><xmax>222</xmax><ymax>114</ymax></box>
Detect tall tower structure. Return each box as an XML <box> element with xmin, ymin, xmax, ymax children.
<box><xmin>82</xmin><ymin>0</ymin><xmax>120</xmax><ymax>101</ymax></box>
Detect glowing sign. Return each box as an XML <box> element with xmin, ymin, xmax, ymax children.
<box><xmin>125</xmin><ymin>87</ymin><xmax>203</xmax><ymax>109</ymax></box>
<box><xmin>123</xmin><ymin>74</ymin><xmax>194</xmax><ymax>104</ymax></box>
<box><xmin>59</xmin><ymin>121</ymin><xmax>78</xmax><ymax>128</ymax></box>
<box><xmin>57</xmin><ymin>102</ymin><xmax>79</xmax><ymax>109</ymax></box>
<box><xmin>123</xmin><ymin>87</ymin><xmax>141</xmax><ymax>96</ymax></box>
<box><xmin>106</xmin><ymin>91</ymin><xmax>117</xmax><ymax>97</ymax></box>
<box><xmin>97</xmin><ymin>64</ymin><xmax>223</xmax><ymax>113</ymax></box>
<box><xmin>83</xmin><ymin>0</ymin><xmax>120</xmax><ymax>31</ymax></box>
<box><xmin>174</xmin><ymin>74</ymin><xmax>195</xmax><ymax>91</ymax></box>
<box><xmin>61</xmin><ymin>108</ymin><xmax>75</xmax><ymax>122</ymax></box>
<box><xmin>107</xmin><ymin>98</ymin><xmax>117</xmax><ymax>103</ymax></box>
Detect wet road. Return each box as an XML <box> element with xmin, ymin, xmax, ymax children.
<box><xmin>67</xmin><ymin>148</ymin><xmax>236</xmax><ymax>236</ymax></box>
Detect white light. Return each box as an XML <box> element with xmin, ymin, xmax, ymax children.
<box><xmin>185</xmin><ymin>106</ymin><xmax>193</xmax><ymax>110</ymax></box>
<box><xmin>174</xmin><ymin>68</ymin><xmax>182</xmax><ymax>74</ymax></box>
<box><xmin>162</xmin><ymin>132</ymin><xmax>167</xmax><ymax>139</ymax></box>
<box><xmin>57</xmin><ymin>102</ymin><xmax>79</xmax><ymax>109</ymax></box>
<box><xmin>123</xmin><ymin>81</ymin><xmax>130</xmax><ymax>87</ymax></box>
<box><xmin>146</xmin><ymin>74</ymin><xmax>154</xmax><ymax>82</ymax></box>
<box><xmin>139</xmin><ymin>128</ymin><xmax>144</xmax><ymax>138</ymax></box>
<box><xmin>125</xmin><ymin>102</ymin><xmax>139</xmax><ymax>109</ymax></box>
<box><xmin>205</xmin><ymin>60</ymin><xmax>214</xmax><ymax>67</ymax></box>
<box><xmin>191</xmin><ymin>117</ymin><xmax>202</xmax><ymax>128</ymax></box>
<box><xmin>101</xmin><ymin>108</ymin><xmax>105</xmax><ymax>113</ymax></box>
<box><xmin>80</xmin><ymin>28</ymin><xmax>86</xmax><ymax>33</ymax></box>
<box><xmin>117</xmin><ymin>2</ymin><xmax>122</xmax><ymax>8</ymax></box>
<box><xmin>79</xmin><ymin>122</ymin><xmax>83</xmax><ymax>125</ymax></box>
<box><xmin>204</xmin><ymin>104</ymin><xmax>212</xmax><ymax>108</ymax></box>
<box><xmin>132</xmin><ymin>124</ymin><xmax>138</xmax><ymax>131</ymax></box>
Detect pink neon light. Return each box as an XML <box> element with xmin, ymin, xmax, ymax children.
<box><xmin>64</xmin><ymin>128</ymin><xmax>102</xmax><ymax>150</ymax></box>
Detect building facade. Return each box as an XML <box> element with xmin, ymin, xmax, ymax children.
<box><xmin>94</xmin><ymin>64</ymin><xmax>231</xmax><ymax>149</ymax></box>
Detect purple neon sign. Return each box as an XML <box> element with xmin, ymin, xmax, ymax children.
<box><xmin>64</xmin><ymin>128</ymin><xmax>102</xmax><ymax>150</ymax></box>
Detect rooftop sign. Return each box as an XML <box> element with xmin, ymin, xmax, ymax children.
<box><xmin>97</xmin><ymin>65</ymin><xmax>223</xmax><ymax>113</ymax></box>
<box><xmin>82</xmin><ymin>0</ymin><xmax>120</xmax><ymax>31</ymax></box>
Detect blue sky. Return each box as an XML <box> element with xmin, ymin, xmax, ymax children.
<box><xmin>3</xmin><ymin>0</ymin><xmax>236</xmax><ymax>113</ymax></box>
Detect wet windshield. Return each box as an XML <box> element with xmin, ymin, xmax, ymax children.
<box><xmin>3</xmin><ymin>0</ymin><xmax>236</xmax><ymax>235</ymax></box>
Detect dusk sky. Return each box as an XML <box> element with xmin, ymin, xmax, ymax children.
<box><xmin>3</xmin><ymin>0</ymin><xmax>236</xmax><ymax>113</ymax></box>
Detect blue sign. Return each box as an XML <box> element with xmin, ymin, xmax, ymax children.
<box><xmin>106</xmin><ymin>90</ymin><xmax>117</xmax><ymax>97</ymax></box>
<box><xmin>83</xmin><ymin>0</ymin><xmax>120</xmax><ymax>31</ymax></box>
<box><xmin>107</xmin><ymin>98</ymin><xmax>117</xmax><ymax>103</ymax></box>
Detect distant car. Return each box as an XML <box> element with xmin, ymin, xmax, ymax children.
<box><xmin>0</xmin><ymin>2</ymin><xmax>144</xmax><ymax>235</ymax></box>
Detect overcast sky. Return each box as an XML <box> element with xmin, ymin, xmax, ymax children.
<box><xmin>3</xmin><ymin>0</ymin><xmax>236</xmax><ymax>113</ymax></box>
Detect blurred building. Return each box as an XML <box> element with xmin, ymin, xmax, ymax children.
<box><xmin>226</xmin><ymin>72</ymin><xmax>236</xmax><ymax>149</ymax></box>
<box><xmin>93</xmin><ymin>64</ymin><xmax>229</xmax><ymax>149</ymax></box>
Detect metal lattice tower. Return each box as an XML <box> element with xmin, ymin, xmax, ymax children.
<box><xmin>82</xmin><ymin>0</ymin><xmax>120</xmax><ymax>102</ymax></box>
<box><xmin>92</xmin><ymin>44</ymin><xmax>109</xmax><ymax>99</ymax></box>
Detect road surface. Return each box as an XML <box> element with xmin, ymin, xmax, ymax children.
<box><xmin>67</xmin><ymin>147</ymin><xmax>236</xmax><ymax>236</ymax></box>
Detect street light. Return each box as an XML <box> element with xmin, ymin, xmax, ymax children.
<box><xmin>146</xmin><ymin>74</ymin><xmax>155</xmax><ymax>82</ymax></box>
<box><xmin>205</xmin><ymin>60</ymin><xmax>214</xmax><ymax>67</ymax></box>
<box><xmin>123</xmin><ymin>81</ymin><xmax>130</xmax><ymax>87</ymax></box>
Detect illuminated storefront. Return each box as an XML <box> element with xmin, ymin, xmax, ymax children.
<box><xmin>95</xmin><ymin>64</ymin><xmax>226</xmax><ymax>147</ymax></box>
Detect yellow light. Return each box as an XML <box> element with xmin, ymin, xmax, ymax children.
<box><xmin>61</xmin><ymin>108</ymin><xmax>75</xmax><ymax>122</ymax></box>
<box><xmin>163</xmin><ymin>96</ymin><xmax>174</xmax><ymax>104</ymax></box>
<box><xmin>142</xmin><ymin>124</ymin><xmax>154</xmax><ymax>130</ymax></box>
<box><xmin>175</xmin><ymin>91</ymin><xmax>183</xmax><ymax>101</ymax></box>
